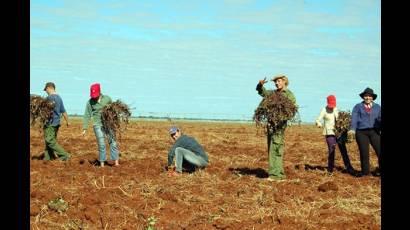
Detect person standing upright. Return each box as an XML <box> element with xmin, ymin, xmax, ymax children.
<box><xmin>348</xmin><ymin>87</ymin><xmax>381</xmax><ymax>176</ymax></box>
<box><xmin>256</xmin><ymin>75</ymin><xmax>297</xmax><ymax>181</ymax></box>
<box><xmin>82</xmin><ymin>83</ymin><xmax>119</xmax><ymax>167</ymax></box>
<box><xmin>43</xmin><ymin>82</ymin><xmax>70</xmax><ymax>161</ymax></box>
<box><xmin>316</xmin><ymin>95</ymin><xmax>355</xmax><ymax>175</ymax></box>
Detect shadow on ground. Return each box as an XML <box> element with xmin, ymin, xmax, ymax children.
<box><xmin>228</xmin><ymin>167</ymin><xmax>269</xmax><ymax>178</ymax></box>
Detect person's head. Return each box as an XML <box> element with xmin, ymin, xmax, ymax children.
<box><xmin>43</xmin><ymin>82</ymin><xmax>56</xmax><ymax>95</ymax></box>
<box><xmin>326</xmin><ymin>95</ymin><xmax>336</xmax><ymax>109</ymax></box>
<box><xmin>272</xmin><ymin>75</ymin><xmax>289</xmax><ymax>90</ymax></box>
<box><xmin>169</xmin><ymin>126</ymin><xmax>181</xmax><ymax>141</ymax></box>
<box><xmin>359</xmin><ymin>87</ymin><xmax>377</xmax><ymax>104</ymax></box>
<box><xmin>90</xmin><ymin>83</ymin><xmax>101</xmax><ymax>100</ymax></box>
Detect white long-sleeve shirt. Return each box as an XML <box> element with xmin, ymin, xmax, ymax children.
<box><xmin>315</xmin><ymin>107</ymin><xmax>339</xmax><ymax>135</ymax></box>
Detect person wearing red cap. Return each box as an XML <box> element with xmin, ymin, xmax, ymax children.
<box><xmin>316</xmin><ymin>95</ymin><xmax>355</xmax><ymax>174</ymax></box>
<box><xmin>82</xmin><ymin>83</ymin><xmax>119</xmax><ymax>167</ymax></box>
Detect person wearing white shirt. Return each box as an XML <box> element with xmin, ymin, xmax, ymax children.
<box><xmin>316</xmin><ymin>95</ymin><xmax>355</xmax><ymax>174</ymax></box>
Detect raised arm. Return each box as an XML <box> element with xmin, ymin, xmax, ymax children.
<box><xmin>256</xmin><ymin>78</ymin><xmax>272</xmax><ymax>97</ymax></box>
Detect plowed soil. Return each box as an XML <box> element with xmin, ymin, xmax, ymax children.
<box><xmin>30</xmin><ymin>119</ymin><xmax>380</xmax><ymax>229</ymax></box>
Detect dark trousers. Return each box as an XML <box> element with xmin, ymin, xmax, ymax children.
<box><xmin>326</xmin><ymin>135</ymin><xmax>353</xmax><ymax>172</ymax></box>
<box><xmin>356</xmin><ymin>129</ymin><xmax>381</xmax><ymax>175</ymax></box>
<box><xmin>43</xmin><ymin>125</ymin><xmax>69</xmax><ymax>160</ymax></box>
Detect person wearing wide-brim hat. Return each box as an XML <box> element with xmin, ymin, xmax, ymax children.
<box><xmin>256</xmin><ymin>75</ymin><xmax>297</xmax><ymax>181</ymax></box>
<box><xmin>348</xmin><ymin>87</ymin><xmax>381</xmax><ymax>176</ymax></box>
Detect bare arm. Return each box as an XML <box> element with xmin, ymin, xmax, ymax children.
<box><xmin>62</xmin><ymin>112</ymin><xmax>69</xmax><ymax>127</ymax></box>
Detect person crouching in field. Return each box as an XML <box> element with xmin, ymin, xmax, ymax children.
<box><xmin>82</xmin><ymin>83</ymin><xmax>119</xmax><ymax>167</ymax></box>
<box><xmin>43</xmin><ymin>82</ymin><xmax>70</xmax><ymax>161</ymax></box>
<box><xmin>315</xmin><ymin>95</ymin><xmax>355</xmax><ymax>175</ymax></box>
<box><xmin>348</xmin><ymin>88</ymin><xmax>381</xmax><ymax>176</ymax></box>
<box><xmin>256</xmin><ymin>75</ymin><xmax>297</xmax><ymax>181</ymax></box>
<box><xmin>167</xmin><ymin>126</ymin><xmax>209</xmax><ymax>176</ymax></box>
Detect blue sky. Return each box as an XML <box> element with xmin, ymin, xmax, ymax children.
<box><xmin>30</xmin><ymin>0</ymin><xmax>381</xmax><ymax>121</ymax></box>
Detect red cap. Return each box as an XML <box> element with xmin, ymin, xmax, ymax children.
<box><xmin>327</xmin><ymin>95</ymin><xmax>336</xmax><ymax>108</ymax></box>
<box><xmin>90</xmin><ymin>83</ymin><xmax>101</xmax><ymax>99</ymax></box>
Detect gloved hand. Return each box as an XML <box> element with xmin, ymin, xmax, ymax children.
<box><xmin>316</xmin><ymin>123</ymin><xmax>322</xmax><ymax>128</ymax></box>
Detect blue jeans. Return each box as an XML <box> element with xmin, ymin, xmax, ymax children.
<box><xmin>175</xmin><ymin>147</ymin><xmax>208</xmax><ymax>172</ymax></box>
<box><xmin>93</xmin><ymin>126</ymin><xmax>119</xmax><ymax>162</ymax></box>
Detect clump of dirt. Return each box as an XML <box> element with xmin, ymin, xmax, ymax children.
<box><xmin>47</xmin><ymin>197</ymin><xmax>69</xmax><ymax>213</ymax></box>
<box><xmin>30</xmin><ymin>206</ymin><xmax>40</xmax><ymax>216</ymax></box>
<box><xmin>318</xmin><ymin>181</ymin><xmax>338</xmax><ymax>192</ymax></box>
<box><xmin>254</xmin><ymin>91</ymin><xmax>298</xmax><ymax>132</ymax></box>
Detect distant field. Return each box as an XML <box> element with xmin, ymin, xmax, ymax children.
<box><xmin>30</xmin><ymin>119</ymin><xmax>380</xmax><ymax>229</ymax></box>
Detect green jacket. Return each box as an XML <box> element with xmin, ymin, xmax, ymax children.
<box><xmin>256</xmin><ymin>83</ymin><xmax>297</xmax><ymax>105</ymax></box>
<box><xmin>83</xmin><ymin>94</ymin><xmax>112</xmax><ymax>129</ymax></box>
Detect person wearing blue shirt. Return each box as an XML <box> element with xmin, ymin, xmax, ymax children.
<box><xmin>167</xmin><ymin>126</ymin><xmax>209</xmax><ymax>176</ymax></box>
<box><xmin>43</xmin><ymin>82</ymin><xmax>70</xmax><ymax>161</ymax></box>
<box><xmin>348</xmin><ymin>88</ymin><xmax>381</xmax><ymax>176</ymax></box>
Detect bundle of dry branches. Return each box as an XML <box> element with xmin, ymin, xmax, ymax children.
<box><xmin>335</xmin><ymin>111</ymin><xmax>352</xmax><ymax>142</ymax></box>
<box><xmin>30</xmin><ymin>94</ymin><xmax>55</xmax><ymax>127</ymax></box>
<box><xmin>254</xmin><ymin>91</ymin><xmax>298</xmax><ymax>133</ymax></box>
<box><xmin>101</xmin><ymin>100</ymin><xmax>132</xmax><ymax>139</ymax></box>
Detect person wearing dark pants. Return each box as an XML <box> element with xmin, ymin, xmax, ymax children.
<box><xmin>316</xmin><ymin>95</ymin><xmax>354</xmax><ymax>174</ymax></box>
<box><xmin>167</xmin><ymin>126</ymin><xmax>209</xmax><ymax>176</ymax></box>
<box><xmin>335</xmin><ymin>132</ymin><xmax>354</xmax><ymax>172</ymax></box>
<box><xmin>356</xmin><ymin>129</ymin><xmax>381</xmax><ymax>175</ymax></box>
<box><xmin>348</xmin><ymin>87</ymin><xmax>381</xmax><ymax>176</ymax></box>
<box><xmin>42</xmin><ymin>82</ymin><xmax>70</xmax><ymax>161</ymax></box>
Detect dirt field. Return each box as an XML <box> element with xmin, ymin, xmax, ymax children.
<box><xmin>30</xmin><ymin>119</ymin><xmax>380</xmax><ymax>229</ymax></box>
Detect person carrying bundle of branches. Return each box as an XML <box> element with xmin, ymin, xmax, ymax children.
<box><xmin>254</xmin><ymin>75</ymin><xmax>297</xmax><ymax>181</ymax></box>
<box><xmin>82</xmin><ymin>83</ymin><xmax>126</xmax><ymax>167</ymax></box>
<box><xmin>40</xmin><ymin>82</ymin><xmax>70</xmax><ymax>161</ymax></box>
<box><xmin>315</xmin><ymin>95</ymin><xmax>355</xmax><ymax>175</ymax></box>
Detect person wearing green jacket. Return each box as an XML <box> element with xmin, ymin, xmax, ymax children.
<box><xmin>256</xmin><ymin>75</ymin><xmax>297</xmax><ymax>181</ymax></box>
<box><xmin>82</xmin><ymin>83</ymin><xmax>119</xmax><ymax>167</ymax></box>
